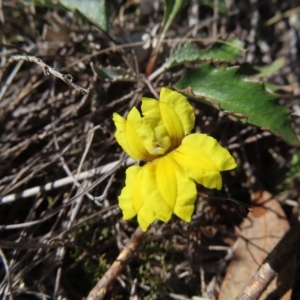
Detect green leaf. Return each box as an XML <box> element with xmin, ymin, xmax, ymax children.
<box><xmin>23</xmin><ymin>0</ymin><xmax>108</xmax><ymax>32</ymax></box>
<box><xmin>25</xmin><ymin>0</ymin><xmax>108</xmax><ymax>31</ymax></box>
<box><xmin>255</xmin><ymin>58</ymin><xmax>286</xmax><ymax>77</ymax></box>
<box><xmin>23</xmin><ymin>0</ymin><xmax>65</xmax><ymax>9</ymax></box>
<box><xmin>92</xmin><ymin>65</ymin><xmax>136</xmax><ymax>82</ymax></box>
<box><xmin>164</xmin><ymin>38</ymin><xmax>243</xmax><ymax>69</ymax></box>
<box><xmin>264</xmin><ymin>82</ymin><xmax>282</xmax><ymax>93</ymax></box>
<box><xmin>201</xmin><ymin>0</ymin><xmax>229</xmax><ymax>14</ymax></box>
<box><xmin>163</xmin><ymin>0</ymin><xmax>183</xmax><ymax>32</ymax></box>
<box><xmin>60</xmin><ymin>0</ymin><xmax>107</xmax><ymax>32</ymax></box>
<box><xmin>174</xmin><ymin>63</ymin><xmax>298</xmax><ymax>145</ymax></box>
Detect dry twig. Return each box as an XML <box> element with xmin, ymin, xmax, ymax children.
<box><xmin>87</xmin><ymin>226</ymin><xmax>145</xmax><ymax>300</ymax></box>
<box><xmin>0</xmin><ymin>158</ymin><xmax>135</xmax><ymax>204</ymax></box>
<box><xmin>2</xmin><ymin>55</ymin><xmax>92</xmax><ymax>95</ymax></box>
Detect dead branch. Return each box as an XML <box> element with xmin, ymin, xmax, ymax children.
<box><xmin>3</xmin><ymin>55</ymin><xmax>92</xmax><ymax>95</ymax></box>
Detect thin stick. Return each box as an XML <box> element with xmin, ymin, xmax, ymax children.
<box><xmin>0</xmin><ymin>248</ymin><xmax>13</xmax><ymax>299</ymax></box>
<box><xmin>0</xmin><ymin>158</ymin><xmax>135</xmax><ymax>204</ymax></box>
<box><xmin>212</xmin><ymin>0</ymin><xmax>219</xmax><ymax>39</ymax></box>
<box><xmin>0</xmin><ymin>60</ymin><xmax>23</xmax><ymax>101</ymax></box>
<box><xmin>4</xmin><ymin>55</ymin><xmax>92</xmax><ymax>95</ymax></box>
<box><xmin>246</xmin><ymin>0</ymin><xmax>259</xmax><ymax>64</ymax></box>
<box><xmin>0</xmin><ymin>0</ymin><xmax>4</xmax><ymax>24</ymax></box>
<box><xmin>87</xmin><ymin>226</ymin><xmax>145</xmax><ymax>300</ymax></box>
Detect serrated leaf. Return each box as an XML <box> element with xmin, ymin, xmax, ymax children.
<box><xmin>92</xmin><ymin>65</ymin><xmax>136</xmax><ymax>82</ymax></box>
<box><xmin>60</xmin><ymin>0</ymin><xmax>107</xmax><ymax>32</ymax></box>
<box><xmin>174</xmin><ymin>63</ymin><xmax>298</xmax><ymax>145</ymax></box>
<box><xmin>164</xmin><ymin>38</ymin><xmax>243</xmax><ymax>69</ymax></box>
<box><xmin>163</xmin><ymin>0</ymin><xmax>183</xmax><ymax>31</ymax></box>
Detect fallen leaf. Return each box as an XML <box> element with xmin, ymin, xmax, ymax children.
<box><xmin>219</xmin><ymin>190</ymin><xmax>294</xmax><ymax>300</ymax></box>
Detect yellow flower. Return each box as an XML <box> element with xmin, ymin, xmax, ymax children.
<box><xmin>113</xmin><ymin>88</ymin><xmax>237</xmax><ymax>231</ymax></box>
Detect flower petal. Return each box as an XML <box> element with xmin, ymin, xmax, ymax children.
<box><xmin>141</xmin><ymin>98</ymin><xmax>173</xmax><ymax>151</ymax></box>
<box><xmin>155</xmin><ymin>156</ymin><xmax>197</xmax><ymax>222</ymax></box>
<box><xmin>141</xmin><ymin>88</ymin><xmax>195</xmax><ymax>151</ymax></box>
<box><xmin>118</xmin><ymin>166</ymin><xmax>157</xmax><ymax>231</ymax></box>
<box><xmin>118</xmin><ymin>166</ymin><xmax>141</xmax><ymax>220</ymax></box>
<box><xmin>160</xmin><ymin>88</ymin><xmax>195</xmax><ymax>135</ymax></box>
<box><xmin>169</xmin><ymin>134</ymin><xmax>237</xmax><ymax>190</ymax></box>
<box><xmin>113</xmin><ymin>109</ymin><xmax>155</xmax><ymax>161</ymax></box>
<box><xmin>139</xmin><ymin>162</ymin><xmax>173</xmax><ymax>223</ymax></box>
